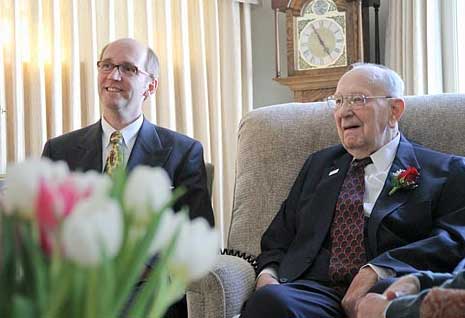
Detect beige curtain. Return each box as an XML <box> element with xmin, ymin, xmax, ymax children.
<box><xmin>385</xmin><ymin>0</ymin><xmax>465</xmax><ymax>95</ymax></box>
<box><xmin>0</xmin><ymin>0</ymin><xmax>254</xmax><ymax>246</ymax></box>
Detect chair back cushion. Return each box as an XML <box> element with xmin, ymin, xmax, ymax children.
<box><xmin>228</xmin><ymin>93</ymin><xmax>465</xmax><ymax>256</ymax></box>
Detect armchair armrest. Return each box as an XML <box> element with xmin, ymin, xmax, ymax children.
<box><xmin>186</xmin><ymin>255</ymin><xmax>256</xmax><ymax>318</ymax></box>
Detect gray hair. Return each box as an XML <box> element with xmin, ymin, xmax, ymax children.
<box><xmin>349</xmin><ymin>63</ymin><xmax>404</xmax><ymax>97</ymax></box>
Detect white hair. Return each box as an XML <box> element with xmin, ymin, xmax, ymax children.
<box><xmin>350</xmin><ymin>63</ymin><xmax>404</xmax><ymax>97</ymax></box>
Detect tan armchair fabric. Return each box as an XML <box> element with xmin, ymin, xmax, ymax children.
<box><xmin>187</xmin><ymin>93</ymin><xmax>465</xmax><ymax>318</ymax></box>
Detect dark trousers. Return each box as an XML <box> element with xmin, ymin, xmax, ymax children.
<box><xmin>240</xmin><ymin>277</ymin><xmax>396</xmax><ymax>318</ymax></box>
<box><xmin>240</xmin><ymin>280</ymin><xmax>345</xmax><ymax>318</ymax></box>
<box><xmin>164</xmin><ymin>297</ymin><xmax>187</xmax><ymax>318</ymax></box>
<box><xmin>121</xmin><ymin>281</ymin><xmax>187</xmax><ymax>318</ymax></box>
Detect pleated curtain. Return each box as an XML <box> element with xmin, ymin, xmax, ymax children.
<box><xmin>0</xmin><ymin>0</ymin><xmax>255</xmax><ymax>245</ymax></box>
<box><xmin>385</xmin><ymin>0</ymin><xmax>465</xmax><ymax>95</ymax></box>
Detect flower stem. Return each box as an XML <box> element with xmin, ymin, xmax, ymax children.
<box><xmin>388</xmin><ymin>187</ymin><xmax>398</xmax><ymax>196</ymax></box>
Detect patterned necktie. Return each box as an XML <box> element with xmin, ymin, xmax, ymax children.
<box><xmin>104</xmin><ymin>131</ymin><xmax>123</xmax><ymax>176</ymax></box>
<box><xmin>329</xmin><ymin>157</ymin><xmax>372</xmax><ymax>287</ymax></box>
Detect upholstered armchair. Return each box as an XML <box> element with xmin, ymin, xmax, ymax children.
<box><xmin>186</xmin><ymin>93</ymin><xmax>465</xmax><ymax>318</ymax></box>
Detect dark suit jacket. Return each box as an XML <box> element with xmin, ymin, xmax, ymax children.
<box><xmin>42</xmin><ymin>118</ymin><xmax>214</xmax><ymax>226</ymax></box>
<box><xmin>257</xmin><ymin>135</ymin><xmax>465</xmax><ymax>283</ymax></box>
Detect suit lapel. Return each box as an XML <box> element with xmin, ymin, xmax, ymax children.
<box><xmin>367</xmin><ymin>135</ymin><xmax>421</xmax><ymax>255</ymax></box>
<box><xmin>126</xmin><ymin>119</ymin><xmax>172</xmax><ymax>172</ymax></box>
<box><xmin>300</xmin><ymin>152</ymin><xmax>352</xmax><ymax>256</ymax></box>
<box><xmin>72</xmin><ymin>121</ymin><xmax>102</xmax><ymax>172</ymax></box>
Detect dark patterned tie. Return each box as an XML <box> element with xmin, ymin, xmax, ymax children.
<box><xmin>104</xmin><ymin>131</ymin><xmax>123</xmax><ymax>176</ymax></box>
<box><xmin>329</xmin><ymin>157</ymin><xmax>372</xmax><ymax>287</ymax></box>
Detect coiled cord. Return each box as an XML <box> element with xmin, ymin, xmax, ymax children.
<box><xmin>221</xmin><ymin>248</ymin><xmax>258</xmax><ymax>271</ymax></box>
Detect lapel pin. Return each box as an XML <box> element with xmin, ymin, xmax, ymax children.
<box><xmin>328</xmin><ymin>168</ymin><xmax>339</xmax><ymax>176</ymax></box>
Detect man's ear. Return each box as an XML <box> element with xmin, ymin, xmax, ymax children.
<box><xmin>143</xmin><ymin>79</ymin><xmax>158</xmax><ymax>99</ymax></box>
<box><xmin>389</xmin><ymin>98</ymin><xmax>405</xmax><ymax>127</ymax></box>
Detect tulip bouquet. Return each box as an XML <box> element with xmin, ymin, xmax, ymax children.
<box><xmin>0</xmin><ymin>158</ymin><xmax>219</xmax><ymax>318</ymax></box>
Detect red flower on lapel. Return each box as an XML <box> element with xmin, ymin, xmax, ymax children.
<box><xmin>389</xmin><ymin>167</ymin><xmax>420</xmax><ymax>196</ymax></box>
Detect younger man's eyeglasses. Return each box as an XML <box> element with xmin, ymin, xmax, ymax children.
<box><xmin>97</xmin><ymin>61</ymin><xmax>154</xmax><ymax>79</ymax></box>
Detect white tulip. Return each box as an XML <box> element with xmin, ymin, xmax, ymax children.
<box><xmin>3</xmin><ymin>158</ymin><xmax>69</xmax><ymax>218</ymax></box>
<box><xmin>124</xmin><ymin>166</ymin><xmax>172</xmax><ymax>225</ymax></box>
<box><xmin>169</xmin><ymin>218</ymin><xmax>219</xmax><ymax>281</ymax></box>
<box><xmin>61</xmin><ymin>197</ymin><xmax>123</xmax><ymax>266</ymax></box>
<box><xmin>69</xmin><ymin>171</ymin><xmax>112</xmax><ymax>200</ymax></box>
<box><xmin>148</xmin><ymin>209</ymin><xmax>188</xmax><ymax>255</ymax></box>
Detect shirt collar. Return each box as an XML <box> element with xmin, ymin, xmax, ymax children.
<box><xmin>369</xmin><ymin>133</ymin><xmax>401</xmax><ymax>172</ymax></box>
<box><xmin>101</xmin><ymin>115</ymin><xmax>144</xmax><ymax>147</ymax></box>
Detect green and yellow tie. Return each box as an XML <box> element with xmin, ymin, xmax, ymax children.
<box><xmin>104</xmin><ymin>131</ymin><xmax>123</xmax><ymax>176</ymax></box>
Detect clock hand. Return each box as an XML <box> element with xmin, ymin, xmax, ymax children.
<box><xmin>311</xmin><ymin>24</ymin><xmax>331</xmax><ymax>57</ymax></box>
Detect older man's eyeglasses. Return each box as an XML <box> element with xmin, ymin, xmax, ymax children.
<box><xmin>327</xmin><ymin>95</ymin><xmax>392</xmax><ymax>111</ymax></box>
<box><xmin>97</xmin><ymin>61</ymin><xmax>154</xmax><ymax>79</ymax></box>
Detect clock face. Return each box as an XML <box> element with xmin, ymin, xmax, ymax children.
<box><xmin>297</xmin><ymin>17</ymin><xmax>347</xmax><ymax>70</ymax></box>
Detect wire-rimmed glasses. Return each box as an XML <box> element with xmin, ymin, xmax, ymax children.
<box><xmin>97</xmin><ymin>61</ymin><xmax>154</xmax><ymax>79</ymax></box>
<box><xmin>327</xmin><ymin>95</ymin><xmax>392</xmax><ymax>111</ymax></box>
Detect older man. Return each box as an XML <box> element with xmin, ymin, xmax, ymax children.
<box><xmin>240</xmin><ymin>63</ymin><xmax>465</xmax><ymax>318</ymax></box>
<box><xmin>42</xmin><ymin>38</ymin><xmax>214</xmax><ymax>318</ymax></box>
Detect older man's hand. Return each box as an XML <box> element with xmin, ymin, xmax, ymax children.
<box><xmin>383</xmin><ymin>274</ymin><xmax>420</xmax><ymax>300</ymax></box>
<box><xmin>355</xmin><ymin>274</ymin><xmax>421</xmax><ymax>318</ymax></box>
<box><xmin>342</xmin><ymin>267</ymin><xmax>378</xmax><ymax>318</ymax></box>
<box><xmin>255</xmin><ymin>273</ymin><xmax>279</xmax><ymax>290</ymax></box>
<box><xmin>356</xmin><ymin>293</ymin><xmax>390</xmax><ymax>318</ymax></box>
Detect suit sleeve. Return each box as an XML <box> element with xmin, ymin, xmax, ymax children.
<box><xmin>42</xmin><ymin>140</ymin><xmax>52</xmax><ymax>159</ymax></box>
<box><xmin>173</xmin><ymin>141</ymin><xmax>214</xmax><ymax>227</ymax></box>
<box><xmin>256</xmin><ymin>155</ymin><xmax>314</xmax><ymax>273</ymax></box>
<box><xmin>371</xmin><ymin>156</ymin><xmax>465</xmax><ymax>276</ymax></box>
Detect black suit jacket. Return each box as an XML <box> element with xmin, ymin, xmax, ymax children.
<box><xmin>42</xmin><ymin>118</ymin><xmax>214</xmax><ymax>226</ymax></box>
<box><xmin>257</xmin><ymin>135</ymin><xmax>465</xmax><ymax>282</ymax></box>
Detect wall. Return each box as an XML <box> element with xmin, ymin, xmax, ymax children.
<box><xmin>251</xmin><ymin>0</ymin><xmax>293</xmax><ymax>108</ymax></box>
<box><xmin>251</xmin><ymin>0</ymin><xmax>389</xmax><ymax>108</ymax></box>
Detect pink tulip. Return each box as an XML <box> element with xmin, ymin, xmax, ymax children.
<box><xmin>36</xmin><ymin>179</ymin><xmax>60</xmax><ymax>230</ymax></box>
<box><xmin>35</xmin><ymin>177</ymin><xmax>93</xmax><ymax>255</ymax></box>
<box><xmin>57</xmin><ymin>178</ymin><xmax>92</xmax><ymax>217</ymax></box>
<box><xmin>36</xmin><ymin>178</ymin><xmax>59</xmax><ymax>255</ymax></box>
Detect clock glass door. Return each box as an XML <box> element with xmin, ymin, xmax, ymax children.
<box><xmin>295</xmin><ymin>0</ymin><xmax>348</xmax><ymax>71</ymax></box>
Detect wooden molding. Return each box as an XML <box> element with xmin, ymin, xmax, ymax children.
<box><xmin>274</xmin><ymin>72</ymin><xmax>340</xmax><ymax>90</ymax></box>
<box><xmin>273</xmin><ymin>75</ymin><xmax>338</xmax><ymax>102</ymax></box>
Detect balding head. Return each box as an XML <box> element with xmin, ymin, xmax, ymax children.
<box><xmin>100</xmin><ymin>38</ymin><xmax>159</xmax><ymax>78</ymax></box>
<box><xmin>347</xmin><ymin>63</ymin><xmax>404</xmax><ymax>98</ymax></box>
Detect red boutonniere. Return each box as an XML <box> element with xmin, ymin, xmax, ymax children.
<box><xmin>389</xmin><ymin>167</ymin><xmax>420</xmax><ymax>196</ymax></box>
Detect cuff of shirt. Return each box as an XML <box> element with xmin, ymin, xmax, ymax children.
<box><xmin>257</xmin><ymin>267</ymin><xmax>278</xmax><ymax>281</ymax></box>
<box><xmin>364</xmin><ymin>264</ymin><xmax>396</xmax><ymax>280</ymax></box>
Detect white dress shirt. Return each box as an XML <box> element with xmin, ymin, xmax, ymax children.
<box><xmin>101</xmin><ymin>115</ymin><xmax>144</xmax><ymax>171</ymax></box>
<box><xmin>258</xmin><ymin>134</ymin><xmax>401</xmax><ymax>282</ymax></box>
<box><xmin>363</xmin><ymin>134</ymin><xmax>400</xmax><ymax>217</ymax></box>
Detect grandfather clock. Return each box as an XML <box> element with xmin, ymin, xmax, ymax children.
<box><xmin>272</xmin><ymin>0</ymin><xmax>364</xmax><ymax>102</ymax></box>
